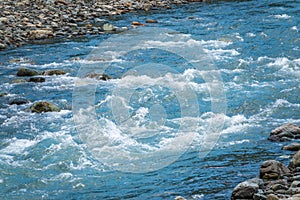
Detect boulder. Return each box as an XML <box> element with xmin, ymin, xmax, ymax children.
<box><xmin>260</xmin><ymin>160</ymin><xmax>290</xmax><ymax>180</ymax></box>
<box><xmin>30</xmin><ymin>101</ymin><xmax>60</xmax><ymax>113</ymax></box>
<box><xmin>283</xmin><ymin>143</ymin><xmax>300</xmax><ymax>151</ymax></box>
<box><xmin>268</xmin><ymin>124</ymin><xmax>300</xmax><ymax>142</ymax></box>
<box><xmin>231</xmin><ymin>178</ymin><xmax>262</xmax><ymax>200</ymax></box>
<box><xmin>9</xmin><ymin>97</ymin><xmax>29</xmax><ymax>105</ymax></box>
<box><xmin>28</xmin><ymin>77</ymin><xmax>45</xmax><ymax>83</ymax></box>
<box><xmin>0</xmin><ymin>43</ymin><xmax>7</xmax><ymax>50</ymax></box>
<box><xmin>102</xmin><ymin>23</ymin><xmax>117</xmax><ymax>31</ymax></box>
<box><xmin>84</xmin><ymin>73</ymin><xmax>111</xmax><ymax>81</ymax></box>
<box><xmin>266</xmin><ymin>194</ymin><xmax>279</xmax><ymax>200</ymax></box>
<box><xmin>17</xmin><ymin>68</ymin><xmax>40</xmax><ymax>76</ymax></box>
<box><xmin>42</xmin><ymin>69</ymin><xmax>66</xmax><ymax>76</ymax></box>
<box><xmin>29</xmin><ymin>29</ymin><xmax>53</xmax><ymax>40</ymax></box>
<box><xmin>289</xmin><ymin>151</ymin><xmax>300</xmax><ymax>169</ymax></box>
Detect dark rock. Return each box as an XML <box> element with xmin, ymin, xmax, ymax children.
<box><xmin>17</xmin><ymin>68</ymin><xmax>40</xmax><ymax>76</ymax></box>
<box><xmin>283</xmin><ymin>143</ymin><xmax>300</xmax><ymax>151</ymax></box>
<box><xmin>268</xmin><ymin>124</ymin><xmax>300</xmax><ymax>142</ymax></box>
<box><xmin>30</xmin><ymin>101</ymin><xmax>60</xmax><ymax>113</ymax></box>
<box><xmin>253</xmin><ymin>193</ymin><xmax>267</xmax><ymax>200</ymax></box>
<box><xmin>42</xmin><ymin>69</ymin><xmax>66</xmax><ymax>76</ymax></box>
<box><xmin>28</xmin><ymin>77</ymin><xmax>45</xmax><ymax>83</ymax></box>
<box><xmin>231</xmin><ymin>178</ymin><xmax>262</xmax><ymax>200</ymax></box>
<box><xmin>84</xmin><ymin>73</ymin><xmax>111</xmax><ymax>81</ymax></box>
<box><xmin>9</xmin><ymin>97</ymin><xmax>29</xmax><ymax>105</ymax></box>
<box><xmin>260</xmin><ymin>160</ymin><xmax>290</xmax><ymax>180</ymax></box>
<box><xmin>289</xmin><ymin>151</ymin><xmax>300</xmax><ymax>169</ymax></box>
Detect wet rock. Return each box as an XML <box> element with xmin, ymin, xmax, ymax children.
<box><xmin>0</xmin><ymin>43</ymin><xmax>7</xmax><ymax>50</ymax></box>
<box><xmin>131</xmin><ymin>21</ymin><xmax>145</xmax><ymax>26</ymax></box>
<box><xmin>146</xmin><ymin>19</ymin><xmax>158</xmax><ymax>23</ymax></box>
<box><xmin>260</xmin><ymin>160</ymin><xmax>290</xmax><ymax>180</ymax></box>
<box><xmin>102</xmin><ymin>23</ymin><xmax>117</xmax><ymax>31</ymax></box>
<box><xmin>30</xmin><ymin>101</ymin><xmax>60</xmax><ymax>113</ymax></box>
<box><xmin>289</xmin><ymin>151</ymin><xmax>300</xmax><ymax>169</ymax></box>
<box><xmin>268</xmin><ymin>124</ymin><xmax>300</xmax><ymax>142</ymax></box>
<box><xmin>253</xmin><ymin>193</ymin><xmax>267</xmax><ymax>200</ymax></box>
<box><xmin>11</xmin><ymin>79</ymin><xmax>27</xmax><ymax>83</ymax></box>
<box><xmin>29</xmin><ymin>29</ymin><xmax>53</xmax><ymax>40</ymax></box>
<box><xmin>28</xmin><ymin>77</ymin><xmax>45</xmax><ymax>83</ymax></box>
<box><xmin>283</xmin><ymin>143</ymin><xmax>300</xmax><ymax>151</ymax></box>
<box><xmin>17</xmin><ymin>68</ymin><xmax>40</xmax><ymax>76</ymax></box>
<box><xmin>231</xmin><ymin>178</ymin><xmax>262</xmax><ymax>200</ymax></box>
<box><xmin>0</xmin><ymin>93</ymin><xmax>8</xmax><ymax>97</ymax></box>
<box><xmin>84</xmin><ymin>73</ymin><xmax>111</xmax><ymax>81</ymax></box>
<box><xmin>54</xmin><ymin>0</ymin><xmax>68</xmax><ymax>5</ymax></box>
<box><xmin>9</xmin><ymin>97</ymin><xmax>29</xmax><ymax>105</ymax></box>
<box><xmin>42</xmin><ymin>69</ymin><xmax>66</xmax><ymax>76</ymax></box>
<box><xmin>174</xmin><ymin>196</ymin><xmax>187</xmax><ymax>200</ymax></box>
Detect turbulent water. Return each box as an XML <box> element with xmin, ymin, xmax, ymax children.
<box><xmin>0</xmin><ymin>1</ymin><xmax>300</xmax><ymax>199</ymax></box>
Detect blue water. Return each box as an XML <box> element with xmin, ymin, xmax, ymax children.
<box><xmin>0</xmin><ymin>0</ymin><xmax>300</xmax><ymax>199</ymax></box>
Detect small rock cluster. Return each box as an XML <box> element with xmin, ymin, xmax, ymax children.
<box><xmin>0</xmin><ymin>0</ymin><xmax>203</xmax><ymax>50</ymax></box>
<box><xmin>232</xmin><ymin>124</ymin><xmax>300</xmax><ymax>200</ymax></box>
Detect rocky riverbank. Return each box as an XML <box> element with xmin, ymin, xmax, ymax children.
<box><xmin>0</xmin><ymin>0</ymin><xmax>207</xmax><ymax>50</ymax></box>
<box><xmin>232</xmin><ymin>124</ymin><xmax>300</xmax><ymax>200</ymax></box>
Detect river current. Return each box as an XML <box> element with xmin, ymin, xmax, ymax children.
<box><xmin>0</xmin><ymin>1</ymin><xmax>299</xmax><ymax>199</ymax></box>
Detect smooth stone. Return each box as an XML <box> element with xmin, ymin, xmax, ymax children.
<box><xmin>289</xmin><ymin>151</ymin><xmax>300</xmax><ymax>169</ymax></box>
<box><xmin>174</xmin><ymin>196</ymin><xmax>187</xmax><ymax>200</ymax></box>
<box><xmin>30</xmin><ymin>101</ymin><xmax>60</xmax><ymax>113</ymax></box>
<box><xmin>28</xmin><ymin>77</ymin><xmax>45</xmax><ymax>83</ymax></box>
<box><xmin>283</xmin><ymin>143</ymin><xmax>300</xmax><ymax>151</ymax></box>
<box><xmin>0</xmin><ymin>43</ymin><xmax>7</xmax><ymax>50</ymax></box>
<box><xmin>102</xmin><ymin>23</ymin><xmax>117</xmax><ymax>31</ymax></box>
<box><xmin>260</xmin><ymin>160</ymin><xmax>290</xmax><ymax>180</ymax></box>
<box><xmin>29</xmin><ymin>29</ymin><xmax>53</xmax><ymax>40</ymax></box>
<box><xmin>266</xmin><ymin>194</ymin><xmax>279</xmax><ymax>200</ymax></box>
<box><xmin>254</xmin><ymin>193</ymin><xmax>267</xmax><ymax>200</ymax></box>
<box><xmin>42</xmin><ymin>69</ymin><xmax>66</xmax><ymax>76</ymax></box>
<box><xmin>269</xmin><ymin>124</ymin><xmax>300</xmax><ymax>142</ymax></box>
<box><xmin>17</xmin><ymin>68</ymin><xmax>40</xmax><ymax>76</ymax></box>
<box><xmin>231</xmin><ymin>178</ymin><xmax>262</xmax><ymax>200</ymax></box>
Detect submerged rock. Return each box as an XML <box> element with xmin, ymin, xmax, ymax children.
<box><xmin>260</xmin><ymin>160</ymin><xmax>290</xmax><ymax>180</ymax></box>
<box><xmin>268</xmin><ymin>124</ymin><xmax>300</xmax><ymax>142</ymax></box>
<box><xmin>84</xmin><ymin>73</ymin><xmax>111</xmax><ymax>81</ymax></box>
<box><xmin>0</xmin><ymin>92</ymin><xmax>8</xmax><ymax>97</ymax></box>
<box><xmin>9</xmin><ymin>97</ymin><xmax>29</xmax><ymax>105</ymax></box>
<box><xmin>174</xmin><ymin>196</ymin><xmax>187</xmax><ymax>200</ymax></box>
<box><xmin>11</xmin><ymin>79</ymin><xmax>27</xmax><ymax>83</ymax></box>
<box><xmin>30</xmin><ymin>101</ymin><xmax>60</xmax><ymax>113</ymax></box>
<box><xmin>231</xmin><ymin>178</ymin><xmax>262</xmax><ymax>200</ymax></box>
<box><xmin>146</xmin><ymin>19</ymin><xmax>158</xmax><ymax>23</ymax></box>
<box><xmin>42</xmin><ymin>69</ymin><xmax>66</xmax><ymax>76</ymax></box>
<box><xmin>28</xmin><ymin>77</ymin><xmax>46</xmax><ymax>83</ymax></box>
<box><xmin>17</xmin><ymin>68</ymin><xmax>40</xmax><ymax>76</ymax></box>
<box><xmin>131</xmin><ymin>21</ymin><xmax>145</xmax><ymax>26</ymax></box>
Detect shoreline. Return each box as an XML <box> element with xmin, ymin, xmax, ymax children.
<box><xmin>0</xmin><ymin>0</ymin><xmax>207</xmax><ymax>51</ymax></box>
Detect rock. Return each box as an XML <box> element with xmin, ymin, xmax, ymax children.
<box><xmin>0</xmin><ymin>92</ymin><xmax>8</xmax><ymax>97</ymax></box>
<box><xmin>289</xmin><ymin>151</ymin><xmax>300</xmax><ymax>169</ymax></box>
<box><xmin>30</xmin><ymin>101</ymin><xmax>60</xmax><ymax>113</ymax></box>
<box><xmin>231</xmin><ymin>178</ymin><xmax>262</xmax><ymax>200</ymax></box>
<box><xmin>54</xmin><ymin>0</ymin><xmax>68</xmax><ymax>5</ymax></box>
<box><xmin>288</xmin><ymin>181</ymin><xmax>300</xmax><ymax>195</ymax></box>
<box><xmin>11</xmin><ymin>79</ymin><xmax>27</xmax><ymax>83</ymax></box>
<box><xmin>146</xmin><ymin>19</ymin><xmax>158</xmax><ymax>23</ymax></box>
<box><xmin>42</xmin><ymin>69</ymin><xmax>66</xmax><ymax>76</ymax></box>
<box><xmin>254</xmin><ymin>193</ymin><xmax>267</xmax><ymax>200</ymax></box>
<box><xmin>174</xmin><ymin>196</ymin><xmax>187</xmax><ymax>200</ymax></box>
<box><xmin>0</xmin><ymin>43</ymin><xmax>7</xmax><ymax>50</ymax></box>
<box><xmin>17</xmin><ymin>68</ymin><xmax>40</xmax><ymax>76</ymax></box>
<box><xmin>268</xmin><ymin>124</ymin><xmax>300</xmax><ymax>142</ymax></box>
<box><xmin>266</xmin><ymin>194</ymin><xmax>279</xmax><ymax>200</ymax></box>
<box><xmin>131</xmin><ymin>21</ymin><xmax>145</xmax><ymax>26</ymax></box>
<box><xmin>28</xmin><ymin>77</ymin><xmax>45</xmax><ymax>83</ymax></box>
<box><xmin>9</xmin><ymin>97</ymin><xmax>29</xmax><ymax>105</ymax></box>
<box><xmin>283</xmin><ymin>143</ymin><xmax>300</xmax><ymax>151</ymax></box>
<box><xmin>84</xmin><ymin>73</ymin><xmax>111</xmax><ymax>81</ymax></box>
<box><xmin>29</xmin><ymin>29</ymin><xmax>53</xmax><ymax>40</ymax></box>
<box><xmin>260</xmin><ymin>160</ymin><xmax>290</xmax><ymax>180</ymax></box>
<box><xmin>102</xmin><ymin>23</ymin><xmax>117</xmax><ymax>31</ymax></box>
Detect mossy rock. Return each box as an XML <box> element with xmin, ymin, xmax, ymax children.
<box><xmin>30</xmin><ymin>101</ymin><xmax>60</xmax><ymax>113</ymax></box>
